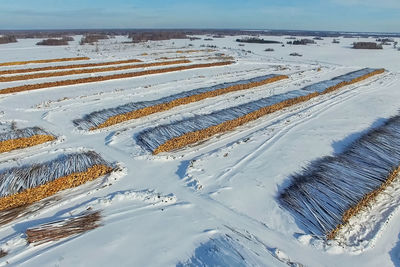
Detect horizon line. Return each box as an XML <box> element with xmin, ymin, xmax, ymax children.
<box><xmin>0</xmin><ymin>28</ymin><xmax>399</xmax><ymax>35</ymax></box>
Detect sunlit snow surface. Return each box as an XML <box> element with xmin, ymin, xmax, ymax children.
<box><xmin>0</xmin><ymin>35</ymin><xmax>400</xmax><ymax>266</ymax></box>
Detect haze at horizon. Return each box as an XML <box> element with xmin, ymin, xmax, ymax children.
<box><xmin>1</xmin><ymin>0</ymin><xmax>399</xmax><ymax>32</ymax></box>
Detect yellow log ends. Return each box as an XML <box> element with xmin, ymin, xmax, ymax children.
<box><xmin>152</xmin><ymin>69</ymin><xmax>385</xmax><ymax>154</ymax></box>
<box><xmin>327</xmin><ymin>165</ymin><xmax>400</xmax><ymax>240</ymax></box>
<box><xmin>0</xmin><ymin>57</ymin><xmax>90</xmax><ymax>66</ymax></box>
<box><xmin>0</xmin><ymin>61</ymin><xmax>234</xmax><ymax>95</ymax></box>
<box><xmin>0</xmin><ymin>135</ymin><xmax>55</xmax><ymax>153</ymax></box>
<box><xmin>0</xmin><ymin>165</ymin><xmax>112</xmax><ymax>211</ymax></box>
<box><xmin>0</xmin><ymin>60</ymin><xmax>191</xmax><ymax>82</ymax></box>
<box><xmin>91</xmin><ymin>75</ymin><xmax>288</xmax><ymax>130</ymax></box>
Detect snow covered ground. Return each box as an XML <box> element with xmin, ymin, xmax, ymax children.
<box><xmin>0</xmin><ymin>34</ymin><xmax>400</xmax><ymax>266</ymax></box>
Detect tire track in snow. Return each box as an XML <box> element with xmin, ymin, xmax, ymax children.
<box><xmin>191</xmin><ymin>72</ymin><xmax>396</xmax><ymax>186</ymax></box>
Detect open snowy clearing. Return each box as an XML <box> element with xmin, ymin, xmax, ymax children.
<box><xmin>0</xmin><ymin>34</ymin><xmax>400</xmax><ymax>266</ymax></box>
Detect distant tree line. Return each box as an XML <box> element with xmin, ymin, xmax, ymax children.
<box><xmin>36</xmin><ymin>36</ymin><xmax>74</xmax><ymax>46</ymax></box>
<box><xmin>376</xmin><ymin>38</ymin><xmax>394</xmax><ymax>43</ymax></box>
<box><xmin>236</xmin><ymin>37</ymin><xmax>281</xmax><ymax>44</ymax></box>
<box><xmin>1</xmin><ymin>29</ymin><xmax>400</xmax><ymax>39</ymax></box>
<box><xmin>128</xmin><ymin>32</ymin><xmax>188</xmax><ymax>43</ymax></box>
<box><xmin>287</xmin><ymin>39</ymin><xmax>316</xmax><ymax>45</ymax></box>
<box><xmin>0</xmin><ymin>35</ymin><xmax>17</xmax><ymax>44</ymax></box>
<box><xmin>352</xmin><ymin>42</ymin><xmax>383</xmax><ymax>49</ymax></box>
<box><xmin>79</xmin><ymin>34</ymin><xmax>109</xmax><ymax>45</ymax></box>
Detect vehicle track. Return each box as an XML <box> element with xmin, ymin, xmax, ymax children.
<box><xmin>201</xmin><ymin>72</ymin><xmax>396</xmax><ymax>186</ymax></box>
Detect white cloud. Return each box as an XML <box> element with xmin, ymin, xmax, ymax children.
<box><xmin>331</xmin><ymin>0</ymin><xmax>400</xmax><ymax>9</ymax></box>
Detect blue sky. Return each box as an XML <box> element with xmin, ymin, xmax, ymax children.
<box><xmin>0</xmin><ymin>0</ymin><xmax>399</xmax><ymax>32</ymax></box>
